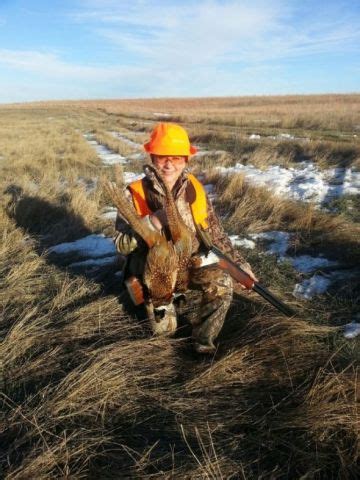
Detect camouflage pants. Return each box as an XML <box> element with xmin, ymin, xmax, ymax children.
<box><xmin>125</xmin><ymin>252</ymin><xmax>233</xmax><ymax>348</ymax></box>
<box><xmin>183</xmin><ymin>265</ymin><xmax>233</xmax><ymax>349</ymax></box>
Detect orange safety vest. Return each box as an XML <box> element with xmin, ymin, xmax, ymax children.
<box><xmin>128</xmin><ymin>174</ymin><xmax>209</xmax><ymax>229</ymax></box>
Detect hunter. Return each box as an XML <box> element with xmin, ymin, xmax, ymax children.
<box><xmin>114</xmin><ymin>123</ymin><xmax>257</xmax><ymax>353</ymax></box>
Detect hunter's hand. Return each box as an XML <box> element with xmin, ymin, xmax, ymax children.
<box><xmin>149</xmin><ymin>209</ymin><xmax>167</xmax><ymax>231</ymax></box>
<box><xmin>239</xmin><ymin>263</ymin><xmax>258</xmax><ymax>289</ymax></box>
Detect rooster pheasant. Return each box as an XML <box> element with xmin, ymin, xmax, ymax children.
<box><xmin>105</xmin><ymin>178</ymin><xmax>180</xmax><ymax>309</ymax></box>
<box><xmin>145</xmin><ymin>165</ymin><xmax>194</xmax><ymax>292</ymax></box>
<box><xmin>105</xmin><ymin>166</ymin><xmax>196</xmax><ymax>308</ymax></box>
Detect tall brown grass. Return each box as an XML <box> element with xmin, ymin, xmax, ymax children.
<box><xmin>1</xmin><ymin>105</ymin><xmax>359</xmax><ymax>479</ymax></box>
<box><xmin>8</xmin><ymin>93</ymin><xmax>360</xmax><ymax>132</ymax></box>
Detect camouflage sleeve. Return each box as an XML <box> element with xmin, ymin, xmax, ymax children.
<box><xmin>206</xmin><ymin>194</ymin><xmax>251</xmax><ymax>269</ymax></box>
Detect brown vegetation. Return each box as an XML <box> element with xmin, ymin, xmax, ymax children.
<box><xmin>0</xmin><ymin>103</ymin><xmax>359</xmax><ymax>479</ymax></box>
<box><xmin>6</xmin><ymin>93</ymin><xmax>360</xmax><ymax>133</ymax></box>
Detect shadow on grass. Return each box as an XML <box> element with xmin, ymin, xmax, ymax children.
<box><xmin>4</xmin><ymin>185</ymin><xmax>92</xmax><ymax>247</ymax></box>
<box><xmin>4</xmin><ymin>184</ymin><xmax>123</xmax><ymax>292</ymax></box>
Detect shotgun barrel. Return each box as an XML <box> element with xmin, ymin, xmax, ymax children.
<box><xmin>211</xmin><ymin>244</ymin><xmax>295</xmax><ymax>317</ymax></box>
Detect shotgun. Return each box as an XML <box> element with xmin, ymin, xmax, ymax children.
<box><xmin>196</xmin><ymin>227</ymin><xmax>295</xmax><ymax>317</ymax></box>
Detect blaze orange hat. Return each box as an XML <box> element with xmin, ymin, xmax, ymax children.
<box><xmin>144</xmin><ymin>123</ymin><xmax>197</xmax><ymax>156</ymax></box>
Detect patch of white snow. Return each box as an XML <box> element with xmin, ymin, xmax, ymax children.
<box><xmin>229</xmin><ymin>235</ymin><xmax>256</xmax><ymax>249</ymax></box>
<box><xmin>48</xmin><ymin>234</ymin><xmax>116</xmax><ymax>258</ymax></box>
<box><xmin>123</xmin><ymin>171</ymin><xmax>144</xmax><ymax>184</ymax></box>
<box><xmin>343</xmin><ymin>322</ymin><xmax>360</xmax><ymax>339</ymax></box>
<box><xmin>216</xmin><ymin>162</ymin><xmax>360</xmax><ymax>205</ymax></box>
<box><xmin>249</xmin><ymin>231</ymin><xmax>290</xmax><ymax>256</ymax></box>
<box><xmin>85</xmin><ymin>136</ymin><xmax>127</xmax><ymax>166</ymax></box>
<box><xmin>287</xmin><ymin>255</ymin><xmax>338</xmax><ymax>273</ymax></box>
<box><xmin>293</xmin><ymin>275</ymin><xmax>332</xmax><ymax>300</ymax></box>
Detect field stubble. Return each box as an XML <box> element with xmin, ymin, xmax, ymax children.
<box><xmin>0</xmin><ymin>103</ymin><xmax>359</xmax><ymax>479</ymax></box>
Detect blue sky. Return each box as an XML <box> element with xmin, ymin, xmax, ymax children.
<box><xmin>0</xmin><ymin>0</ymin><xmax>359</xmax><ymax>103</ymax></box>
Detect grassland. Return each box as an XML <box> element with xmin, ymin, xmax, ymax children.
<box><xmin>0</xmin><ymin>96</ymin><xmax>359</xmax><ymax>479</ymax></box>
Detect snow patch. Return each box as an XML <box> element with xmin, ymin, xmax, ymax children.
<box><xmin>293</xmin><ymin>275</ymin><xmax>332</xmax><ymax>300</ymax></box>
<box><xmin>48</xmin><ymin>234</ymin><xmax>116</xmax><ymax>258</ymax></box>
<box><xmin>216</xmin><ymin>162</ymin><xmax>360</xmax><ymax>205</ymax></box>
<box><xmin>343</xmin><ymin>322</ymin><xmax>360</xmax><ymax>339</ymax></box>
<box><xmin>85</xmin><ymin>136</ymin><xmax>127</xmax><ymax>166</ymax></box>
<box><xmin>289</xmin><ymin>255</ymin><xmax>338</xmax><ymax>273</ymax></box>
<box><xmin>198</xmin><ymin>251</ymin><xmax>220</xmax><ymax>267</ymax></box>
<box><xmin>109</xmin><ymin>131</ymin><xmax>142</xmax><ymax>149</ymax></box>
<box><xmin>229</xmin><ymin>235</ymin><xmax>256</xmax><ymax>249</ymax></box>
<box><xmin>292</xmin><ymin>268</ymin><xmax>358</xmax><ymax>300</ymax></box>
<box><xmin>249</xmin><ymin>231</ymin><xmax>290</xmax><ymax>256</ymax></box>
<box><xmin>123</xmin><ymin>171</ymin><xmax>144</xmax><ymax>184</ymax></box>
<box><xmin>249</xmin><ymin>132</ymin><xmax>309</xmax><ymax>142</ymax></box>
<box><xmin>231</xmin><ymin>230</ymin><xmax>355</xmax><ymax>300</ymax></box>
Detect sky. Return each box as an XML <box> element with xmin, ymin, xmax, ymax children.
<box><xmin>0</xmin><ymin>0</ymin><xmax>359</xmax><ymax>103</ymax></box>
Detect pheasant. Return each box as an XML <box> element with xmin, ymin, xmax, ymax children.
<box><xmin>105</xmin><ymin>180</ymin><xmax>179</xmax><ymax>309</ymax></box>
<box><xmin>146</xmin><ymin>165</ymin><xmax>194</xmax><ymax>292</ymax></box>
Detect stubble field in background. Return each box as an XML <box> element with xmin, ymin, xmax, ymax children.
<box><xmin>0</xmin><ymin>94</ymin><xmax>359</xmax><ymax>479</ymax></box>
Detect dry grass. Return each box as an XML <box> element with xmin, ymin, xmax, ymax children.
<box><xmin>191</xmin><ymin>131</ymin><xmax>360</xmax><ymax>169</ymax></box>
<box><xmin>1</xmin><ymin>104</ymin><xmax>359</xmax><ymax>479</ymax></box>
<box><xmin>8</xmin><ymin>93</ymin><xmax>360</xmax><ymax>132</ymax></box>
<box><xmin>5</xmin><ymin>95</ymin><xmax>359</xmax><ymax>169</ymax></box>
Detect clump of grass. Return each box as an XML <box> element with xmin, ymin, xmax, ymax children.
<box><xmin>324</xmin><ymin>194</ymin><xmax>360</xmax><ymax>223</ymax></box>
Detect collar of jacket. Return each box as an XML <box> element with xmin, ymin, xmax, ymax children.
<box><xmin>143</xmin><ymin>164</ymin><xmax>190</xmax><ymax>198</ymax></box>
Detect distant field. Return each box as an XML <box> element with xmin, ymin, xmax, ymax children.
<box><xmin>6</xmin><ymin>92</ymin><xmax>360</xmax><ymax>132</ymax></box>
<box><xmin>0</xmin><ymin>98</ymin><xmax>359</xmax><ymax>479</ymax></box>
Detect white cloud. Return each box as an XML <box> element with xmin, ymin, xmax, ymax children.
<box><xmin>0</xmin><ymin>49</ymin><xmax>145</xmax><ymax>81</ymax></box>
<box><xmin>1</xmin><ymin>1</ymin><xmax>359</xmax><ymax>101</ymax></box>
<box><xmin>79</xmin><ymin>0</ymin><xmax>286</xmax><ymax>66</ymax></box>
<box><xmin>74</xmin><ymin>0</ymin><xmax>360</xmax><ymax>67</ymax></box>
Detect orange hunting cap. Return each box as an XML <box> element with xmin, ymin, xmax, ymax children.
<box><xmin>144</xmin><ymin>123</ymin><xmax>197</xmax><ymax>156</ymax></box>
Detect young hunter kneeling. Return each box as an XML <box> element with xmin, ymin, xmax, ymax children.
<box><xmin>114</xmin><ymin>123</ymin><xmax>257</xmax><ymax>354</ymax></box>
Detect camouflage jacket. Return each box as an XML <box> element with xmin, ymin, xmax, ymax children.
<box><xmin>114</xmin><ymin>166</ymin><xmax>249</xmax><ymax>267</ymax></box>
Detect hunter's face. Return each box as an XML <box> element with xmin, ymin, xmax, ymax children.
<box><xmin>152</xmin><ymin>155</ymin><xmax>187</xmax><ymax>187</ymax></box>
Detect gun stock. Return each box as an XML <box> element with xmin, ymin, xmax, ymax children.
<box><xmin>197</xmin><ymin>228</ymin><xmax>295</xmax><ymax>317</ymax></box>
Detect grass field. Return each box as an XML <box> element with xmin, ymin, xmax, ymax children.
<box><xmin>1</xmin><ymin>95</ymin><xmax>359</xmax><ymax>479</ymax></box>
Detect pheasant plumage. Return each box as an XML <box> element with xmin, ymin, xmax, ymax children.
<box><xmin>105</xmin><ymin>181</ymin><xmax>178</xmax><ymax>307</ymax></box>
<box><xmin>147</xmin><ymin>165</ymin><xmax>194</xmax><ymax>292</ymax></box>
